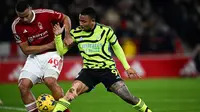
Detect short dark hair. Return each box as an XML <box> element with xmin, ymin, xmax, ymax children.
<box><xmin>15</xmin><ymin>0</ymin><xmax>30</xmax><ymax>12</ymax></box>
<box><xmin>80</xmin><ymin>7</ymin><xmax>97</xmax><ymax>20</ymax></box>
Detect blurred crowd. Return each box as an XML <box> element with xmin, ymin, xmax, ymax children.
<box><xmin>0</xmin><ymin>0</ymin><xmax>200</xmax><ymax>57</ymax></box>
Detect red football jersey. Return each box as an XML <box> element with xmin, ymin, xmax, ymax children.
<box><xmin>11</xmin><ymin>9</ymin><xmax>64</xmax><ymax>46</ymax></box>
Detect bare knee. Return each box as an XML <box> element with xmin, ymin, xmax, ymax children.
<box><xmin>44</xmin><ymin>77</ymin><xmax>57</xmax><ymax>87</ymax></box>
<box><xmin>44</xmin><ymin>77</ymin><xmax>63</xmax><ymax>100</ymax></box>
<box><xmin>18</xmin><ymin>79</ymin><xmax>33</xmax><ymax>95</ymax></box>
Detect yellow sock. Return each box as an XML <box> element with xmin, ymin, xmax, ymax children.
<box><xmin>133</xmin><ymin>98</ymin><xmax>152</xmax><ymax>112</ymax></box>
<box><xmin>53</xmin><ymin>98</ymin><xmax>70</xmax><ymax>112</ymax></box>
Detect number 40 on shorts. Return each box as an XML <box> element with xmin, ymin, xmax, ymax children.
<box><xmin>48</xmin><ymin>58</ymin><xmax>63</xmax><ymax>71</ymax></box>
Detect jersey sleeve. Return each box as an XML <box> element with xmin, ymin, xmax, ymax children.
<box><xmin>55</xmin><ymin>34</ymin><xmax>69</xmax><ymax>55</ymax></box>
<box><xmin>107</xmin><ymin>28</ymin><xmax>118</xmax><ymax>45</ymax></box>
<box><xmin>45</xmin><ymin>9</ymin><xmax>65</xmax><ymax>23</ymax></box>
<box><xmin>112</xmin><ymin>41</ymin><xmax>130</xmax><ymax>70</ymax></box>
<box><xmin>11</xmin><ymin>22</ymin><xmax>27</xmax><ymax>44</ymax></box>
<box><xmin>107</xmin><ymin>28</ymin><xmax>130</xmax><ymax>70</ymax></box>
<box><xmin>70</xmin><ymin>29</ymin><xmax>76</xmax><ymax>42</ymax></box>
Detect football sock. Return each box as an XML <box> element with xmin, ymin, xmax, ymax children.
<box><xmin>133</xmin><ymin>98</ymin><xmax>152</xmax><ymax>112</ymax></box>
<box><xmin>53</xmin><ymin>98</ymin><xmax>70</xmax><ymax>112</ymax></box>
<box><xmin>25</xmin><ymin>101</ymin><xmax>38</xmax><ymax>112</ymax></box>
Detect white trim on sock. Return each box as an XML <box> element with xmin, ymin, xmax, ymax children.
<box><xmin>25</xmin><ymin>101</ymin><xmax>37</xmax><ymax>112</ymax></box>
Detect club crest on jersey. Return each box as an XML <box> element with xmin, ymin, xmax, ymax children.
<box><xmin>80</xmin><ymin>37</ymin><xmax>83</xmax><ymax>41</ymax></box>
<box><xmin>38</xmin><ymin>22</ymin><xmax>43</xmax><ymax>29</ymax></box>
<box><xmin>23</xmin><ymin>29</ymin><xmax>28</xmax><ymax>33</ymax></box>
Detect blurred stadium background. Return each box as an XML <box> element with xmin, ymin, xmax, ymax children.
<box><xmin>0</xmin><ymin>0</ymin><xmax>200</xmax><ymax>112</ymax></box>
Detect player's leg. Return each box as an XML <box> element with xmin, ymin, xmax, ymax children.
<box><xmin>44</xmin><ymin>75</ymin><xmax>71</xmax><ymax>112</ymax></box>
<box><xmin>43</xmin><ymin>70</ymin><xmax>64</xmax><ymax>101</ymax></box>
<box><xmin>53</xmin><ymin>69</ymin><xmax>97</xmax><ymax>112</ymax></box>
<box><xmin>18</xmin><ymin>71</ymin><xmax>40</xmax><ymax>112</ymax></box>
<box><xmin>65</xmin><ymin>80</ymin><xmax>89</xmax><ymax>100</ymax></box>
<box><xmin>102</xmin><ymin>69</ymin><xmax>152</xmax><ymax>112</ymax></box>
<box><xmin>109</xmin><ymin>81</ymin><xmax>152</xmax><ymax>112</ymax></box>
<box><xmin>43</xmin><ymin>52</ymin><xmax>71</xmax><ymax>112</ymax></box>
<box><xmin>53</xmin><ymin>80</ymin><xmax>89</xmax><ymax>112</ymax></box>
<box><xmin>19</xmin><ymin>55</ymin><xmax>45</xmax><ymax>112</ymax></box>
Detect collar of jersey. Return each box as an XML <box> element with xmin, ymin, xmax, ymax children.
<box><xmin>84</xmin><ymin>23</ymin><xmax>97</xmax><ymax>32</ymax></box>
<box><xmin>30</xmin><ymin>10</ymin><xmax>36</xmax><ymax>23</ymax></box>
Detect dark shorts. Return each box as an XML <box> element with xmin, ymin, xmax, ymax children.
<box><xmin>75</xmin><ymin>68</ymin><xmax>122</xmax><ymax>92</ymax></box>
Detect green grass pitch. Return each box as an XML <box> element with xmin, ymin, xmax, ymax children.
<box><xmin>0</xmin><ymin>78</ymin><xmax>200</xmax><ymax>112</ymax></box>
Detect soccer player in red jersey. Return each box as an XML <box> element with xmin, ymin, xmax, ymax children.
<box><xmin>11</xmin><ymin>1</ymin><xmax>71</xmax><ymax>112</ymax></box>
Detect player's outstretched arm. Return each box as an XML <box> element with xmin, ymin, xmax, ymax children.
<box><xmin>53</xmin><ymin>23</ymin><xmax>69</xmax><ymax>55</ymax></box>
<box><xmin>111</xmin><ymin>41</ymin><xmax>130</xmax><ymax>70</ymax></box>
<box><xmin>112</xmin><ymin>41</ymin><xmax>140</xmax><ymax>79</ymax></box>
<box><xmin>19</xmin><ymin>41</ymin><xmax>55</xmax><ymax>55</ymax></box>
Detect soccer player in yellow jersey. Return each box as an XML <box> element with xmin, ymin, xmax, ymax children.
<box><xmin>53</xmin><ymin>7</ymin><xmax>152</xmax><ymax>112</ymax></box>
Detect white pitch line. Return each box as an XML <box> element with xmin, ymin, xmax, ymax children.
<box><xmin>0</xmin><ymin>106</ymin><xmax>26</xmax><ymax>111</ymax></box>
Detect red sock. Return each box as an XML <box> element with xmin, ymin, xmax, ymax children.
<box><xmin>64</xmin><ymin>109</ymin><xmax>71</xmax><ymax>112</ymax></box>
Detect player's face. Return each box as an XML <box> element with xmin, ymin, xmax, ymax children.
<box><xmin>79</xmin><ymin>15</ymin><xmax>94</xmax><ymax>31</ymax></box>
<box><xmin>16</xmin><ymin>8</ymin><xmax>33</xmax><ymax>23</ymax></box>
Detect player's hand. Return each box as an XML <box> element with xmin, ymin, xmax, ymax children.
<box><xmin>64</xmin><ymin>36</ymin><xmax>73</xmax><ymax>46</ymax></box>
<box><xmin>53</xmin><ymin>23</ymin><xmax>65</xmax><ymax>36</ymax></box>
<box><xmin>126</xmin><ymin>68</ymin><xmax>141</xmax><ymax>79</ymax></box>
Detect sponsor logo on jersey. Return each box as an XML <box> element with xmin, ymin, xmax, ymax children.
<box><xmin>81</xmin><ymin>43</ymin><xmax>103</xmax><ymax>53</ymax></box>
<box><xmin>28</xmin><ymin>30</ymin><xmax>48</xmax><ymax>42</ymax></box>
